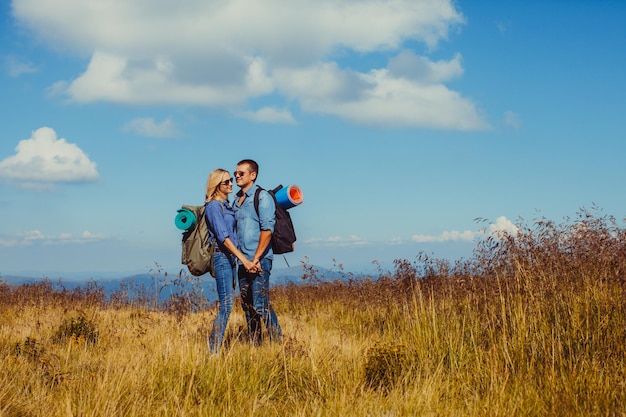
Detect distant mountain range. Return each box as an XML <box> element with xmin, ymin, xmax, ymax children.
<box><xmin>0</xmin><ymin>266</ymin><xmax>370</xmax><ymax>305</ymax></box>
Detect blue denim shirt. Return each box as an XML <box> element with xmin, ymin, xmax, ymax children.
<box><xmin>205</xmin><ymin>199</ymin><xmax>239</xmax><ymax>252</ymax></box>
<box><xmin>234</xmin><ymin>184</ymin><xmax>275</xmax><ymax>260</ymax></box>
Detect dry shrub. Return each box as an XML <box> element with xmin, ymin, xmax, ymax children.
<box><xmin>472</xmin><ymin>206</ymin><xmax>625</xmax><ymax>283</ymax></box>
<box><xmin>374</xmin><ymin>207</ymin><xmax>626</xmax><ymax>307</ymax></box>
<box><xmin>162</xmin><ymin>270</ymin><xmax>210</xmax><ymax>322</ymax></box>
<box><xmin>0</xmin><ymin>279</ymin><xmax>106</xmax><ymax>310</ymax></box>
<box><xmin>54</xmin><ymin>315</ymin><xmax>99</xmax><ymax>345</ymax></box>
<box><xmin>13</xmin><ymin>336</ymin><xmax>46</xmax><ymax>363</ymax></box>
<box><xmin>364</xmin><ymin>341</ymin><xmax>409</xmax><ymax>391</ymax></box>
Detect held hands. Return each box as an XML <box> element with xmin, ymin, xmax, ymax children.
<box><xmin>243</xmin><ymin>258</ymin><xmax>261</xmax><ymax>274</ymax></box>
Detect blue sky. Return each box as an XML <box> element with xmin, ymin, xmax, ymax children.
<box><xmin>1</xmin><ymin>0</ymin><xmax>625</xmax><ymax>278</ymax></box>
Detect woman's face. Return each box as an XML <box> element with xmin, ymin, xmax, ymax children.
<box><xmin>218</xmin><ymin>171</ymin><xmax>234</xmax><ymax>195</ymax></box>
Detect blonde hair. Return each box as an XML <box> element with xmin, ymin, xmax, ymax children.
<box><xmin>205</xmin><ymin>169</ymin><xmax>230</xmax><ymax>203</ymax></box>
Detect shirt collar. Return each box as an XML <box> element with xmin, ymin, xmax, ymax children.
<box><xmin>237</xmin><ymin>183</ymin><xmax>259</xmax><ymax>198</ymax></box>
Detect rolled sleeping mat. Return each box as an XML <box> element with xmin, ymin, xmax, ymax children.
<box><xmin>175</xmin><ymin>208</ymin><xmax>197</xmax><ymax>231</ymax></box>
<box><xmin>274</xmin><ymin>184</ymin><xmax>303</xmax><ymax>209</ymax></box>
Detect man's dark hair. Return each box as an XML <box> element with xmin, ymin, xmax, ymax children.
<box><xmin>238</xmin><ymin>159</ymin><xmax>259</xmax><ymax>175</ymax></box>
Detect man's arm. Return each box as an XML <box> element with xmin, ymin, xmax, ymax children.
<box><xmin>253</xmin><ymin>230</ymin><xmax>272</xmax><ymax>265</ymax></box>
<box><xmin>253</xmin><ymin>189</ymin><xmax>275</xmax><ymax>266</ymax></box>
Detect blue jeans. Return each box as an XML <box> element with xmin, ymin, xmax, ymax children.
<box><xmin>238</xmin><ymin>258</ymin><xmax>282</xmax><ymax>345</ymax></box>
<box><xmin>209</xmin><ymin>251</ymin><xmax>236</xmax><ymax>353</ymax></box>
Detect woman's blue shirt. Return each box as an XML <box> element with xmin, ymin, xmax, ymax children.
<box><xmin>205</xmin><ymin>199</ymin><xmax>239</xmax><ymax>250</ymax></box>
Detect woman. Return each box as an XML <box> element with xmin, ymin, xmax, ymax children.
<box><xmin>205</xmin><ymin>168</ymin><xmax>258</xmax><ymax>353</ymax></box>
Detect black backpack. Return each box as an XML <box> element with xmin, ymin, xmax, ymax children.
<box><xmin>254</xmin><ymin>185</ymin><xmax>297</xmax><ymax>255</ymax></box>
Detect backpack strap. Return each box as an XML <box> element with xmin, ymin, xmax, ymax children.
<box><xmin>254</xmin><ymin>185</ymin><xmax>283</xmax><ymax>215</ymax></box>
<box><xmin>253</xmin><ymin>187</ymin><xmax>262</xmax><ymax>215</ymax></box>
<box><xmin>204</xmin><ymin>201</ymin><xmax>219</xmax><ymax>246</ymax></box>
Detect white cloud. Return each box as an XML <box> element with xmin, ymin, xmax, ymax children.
<box><xmin>387</xmin><ymin>51</ymin><xmax>464</xmax><ymax>83</ymax></box>
<box><xmin>61</xmin><ymin>52</ymin><xmax>272</xmax><ymax>105</ymax></box>
<box><xmin>402</xmin><ymin>216</ymin><xmax>518</xmax><ymax>243</ymax></box>
<box><xmin>305</xmin><ymin>235</ymin><xmax>368</xmax><ymax>247</ymax></box>
<box><xmin>4</xmin><ymin>55</ymin><xmax>38</xmax><ymax>77</ymax></box>
<box><xmin>276</xmin><ymin>65</ymin><xmax>487</xmax><ymax>129</ymax></box>
<box><xmin>489</xmin><ymin>216</ymin><xmax>519</xmax><ymax>237</ymax></box>
<box><xmin>305</xmin><ymin>216</ymin><xmax>518</xmax><ymax>250</ymax></box>
<box><xmin>411</xmin><ymin>230</ymin><xmax>476</xmax><ymax>243</ymax></box>
<box><xmin>12</xmin><ymin>0</ymin><xmax>463</xmax><ymax>57</ymax></box>
<box><xmin>0</xmin><ymin>127</ymin><xmax>100</xmax><ymax>186</ymax></box>
<box><xmin>123</xmin><ymin>117</ymin><xmax>181</xmax><ymax>138</ymax></box>
<box><xmin>497</xmin><ymin>21</ymin><xmax>511</xmax><ymax>35</ymax></box>
<box><xmin>0</xmin><ymin>230</ymin><xmax>106</xmax><ymax>247</ymax></box>
<box><xmin>504</xmin><ymin>111</ymin><xmax>522</xmax><ymax>130</ymax></box>
<box><xmin>240</xmin><ymin>107</ymin><xmax>296</xmax><ymax>125</ymax></box>
<box><xmin>12</xmin><ymin>0</ymin><xmax>489</xmax><ymax>130</ymax></box>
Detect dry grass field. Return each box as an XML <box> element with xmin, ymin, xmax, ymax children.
<box><xmin>1</xmin><ymin>209</ymin><xmax>625</xmax><ymax>416</ymax></box>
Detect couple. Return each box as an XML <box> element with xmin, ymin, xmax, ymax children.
<box><xmin>204</xmin><ymin>159</ymin><xmax>282</xmax><ymax>353</ymax></box>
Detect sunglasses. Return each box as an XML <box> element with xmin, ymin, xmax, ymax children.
<box><xmin>220</xmin><ymin>178</ymin><xmax>233</xmax><ymax>186</ymax></box>
<box><xmin>234</xmin><ymin>171</ymin><xmax>248</xmax><ymax>177</ymax></box>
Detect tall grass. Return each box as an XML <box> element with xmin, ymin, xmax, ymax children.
<box><xmin>1</xmin><ymin>208</ymin><xmax>624</xmax><ymax>416</ymax></box>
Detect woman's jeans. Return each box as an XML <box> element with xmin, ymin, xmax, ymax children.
<box><xmin>209</xmin><ymin>251</ymin><xmax>236</xmax><ymax>353</ymax></box>
<box><xmin>238</xmin><ymin>258</ymin><xmax>282</xmax><ymax>345</ymax></box>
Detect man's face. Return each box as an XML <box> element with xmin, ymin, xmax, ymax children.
<box><xmin>234</xmin><ymin>163</ymin><xmax>256</xmax><ymax>190</ymax></box>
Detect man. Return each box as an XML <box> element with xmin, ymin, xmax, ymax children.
<box><xmin>233</xmin><ymin>159</ymin><xmax>282</xmax><ymax>344</ymax></box>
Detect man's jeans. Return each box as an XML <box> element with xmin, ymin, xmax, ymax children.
<box><xmin>209</xmin><ymin>251</ymin><xmax>236</xmax><ymax>353</ymax></box>
<box><xmin>238</xmin><ymin>258</ymin><xmax>282</xmax><ymax>345</ymax></box>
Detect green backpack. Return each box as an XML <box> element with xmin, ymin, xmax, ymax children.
<box><xmin>179</xmin><ymin>204</ymin><xmax>216</xmax><ymax>277</ymax></box>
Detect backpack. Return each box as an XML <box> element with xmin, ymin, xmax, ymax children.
<box><xmin>254</xmin><ymin>185</ymin><xmax>297</xmax><ymax>255</ymax></box>
<box><xmin>179</xmin><ymin>204</ymin><xmax>216</xmax><ymax>277</ymax></box>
